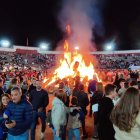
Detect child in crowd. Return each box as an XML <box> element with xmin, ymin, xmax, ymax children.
<box><xmin>67</xmin><ymin>96</ymin><xmax>83</xmax><ymax>140</ymax></box>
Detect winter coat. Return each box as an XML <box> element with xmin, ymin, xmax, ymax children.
<box><xmin>4</xmin><ymin>96</ymin><xmax>33</xmax><ymax>136</ymax></box>
<box><xmin>51</xmin><ymin>97</ymin><xmax>67</xmax><ymax>131</ymax></box>
<box><xmin>67</xmin><ymin>107</ymin><xmax>82</xmax><ymax>129</ymax></box>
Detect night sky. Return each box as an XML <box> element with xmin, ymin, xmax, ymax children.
<box><xmin>0</xmin><ymin>0</ymin><xmax>140</xmax><ymax>51</ymax></box>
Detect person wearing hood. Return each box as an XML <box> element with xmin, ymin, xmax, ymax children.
<box><xmin>3</xmin><ymin>86</ymin><xmax>33</xmax><ymax>140</ymax></box>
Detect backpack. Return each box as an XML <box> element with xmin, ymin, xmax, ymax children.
<box><xmin>46</xmin><ymin>110</ymin><xmax>53</xmax><ymax>128</ymax></box>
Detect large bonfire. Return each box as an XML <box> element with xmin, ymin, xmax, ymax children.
<box><xmin>43</xmin><ymin>26</ymin><xmax>101</xmax><ymax>90</ymax></box>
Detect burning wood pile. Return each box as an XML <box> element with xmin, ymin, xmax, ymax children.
<box><xmin>43</xmin><ymin>26</ymin><xmax>101</xmax><ymax>92</ymax></box>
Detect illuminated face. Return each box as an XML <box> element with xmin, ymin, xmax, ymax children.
<box><xmin>11</xmin><ymin>89</ymin><xmax>22</xmax><ymax>104</ymax></box>
<box><xmin>120</xmin><ymin>82</ymin><xmax>125</xmax><ymax>88</ymax></box>
<box><xmin>36</xmin><ymin>81</ymin><xmax>42</xmax><ymax>90</ymax></box>
<box><xmin>2</xmin><ymin>96</ymin><xmax>9</xmax><ymax>106</ymax></box>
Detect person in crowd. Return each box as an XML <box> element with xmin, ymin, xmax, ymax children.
<box><xmin>124</xmin><ymin>82</ymin><xmax>129</xmax><ymax>89</ymax></box>
<box><xmin>111</xmin><ymin>87</ymin><xmax>140</xmax><ymax>140</ymax></box>
<box><xmin>59</xmin><ymin>81</ymin><xmax>71</xmax><ymax>107</ymax></box>
<box><xmin>73</xmin><ymin>84</ymin><xmax>89</xmax><ymax>138</ymax></box>
<box><xmin>91</xmin><ymin>82</ymin><xmax>103</xmax><ymax>139</ymax></box>
<box><xmin>29</xmin><ymin>80</ymin><xmax>49</xmax><ymax>140</ymax></box>
<box><xmin>88</xmin><ymin>75</ymin><xmax>97</xmax><ymax>95</ymax></box>
<box><xmin>113</xmin><ymin>79</ymin><xmax>126</xmax><ymax>105</ymax></box>
<box><xmin>113</xmin><ymin>72</ymin><xmax>119</xmax><ymax>88</ymax></box>
<box><xmin>28</xmin><ymin>78</ymin><xmax>36</xmax><ymax>93</ymax></box>
<box><xmin>3</xmin><ymin>86</ymin><xmax>33</xmax><ymax>140</ymax></box>
<box><xmin>72</xmin><ymin>82</ymin><xmax>79</xmax><ymax>97</ymax></box>
<box><xmin>63</xmin><ymin>80</ymin><xmax>71</xmax><ymax>107</ymax></box>
<box><xmin>3</xmin><ymin>76</ymin><xmax>11</xmax><ymax>93</ymax></box>
<box><xmin>72</xmin><ymin>76</ymin><xmax>81</xmax><ymax>97</ymax></box>
<box><xmin>130</xmin><ymin>80</ymin><xmax>138</xmax><ymax>89</ymax></box>
<box><xmin>98</xmin><ymin>84</ymin><xmax>116</xmax><ymax>140</ymax></box>
<box><xmin>6</xmin><ymin>78</ymin><xmax>19</xmax><ymax>95</ymax></box>
<box><xmin>118</xmin><ymin>79</ymin><xmax>126</xmax><ymax>97</ymax></box>
<box><xmin>51</xmin><ymin>89</ymin><xmax>67</xmax><ymax>140</ymax></box>
<box><xmin>88</xmin><ymin>75</ymin><xmax>97</xmax><ymax>117</ymax></box>
<box><xmin>0</xmin><ymin>79</ymin><xmax>4</xmax><ymax>96</ymax></box>
<box><xmin>137</xmin><ymin>81</ymin><xmax>140</xmax><ymax>90</ymax></box>
<box><xmin>130</xmin><ymin>71</ymin><xmax>138</xmax><ymax>81</ymax></box>
<box><xmin>21</xmin><ymin>80</ymin><xmax>29</xmax><ymax>96</ymax></box>
<box><xmin>0</xmin><ymin>94</ymin><xmax>10</xmax><ymax>140</ymax></box>
<box><xmin>67</xmin><ymin>96</ymin><xmax>82</xmax><ymax>140</ymax></box>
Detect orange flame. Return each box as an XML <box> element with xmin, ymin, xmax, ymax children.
<box><xmin>64</xmin><ymin>40</ymin><xmax>69</xmax><ymax>51</ymax></box>
<box><xmin>44</xmin><ymin>40</ymin><xmax>101</xmax><ymax>87</ymax></box>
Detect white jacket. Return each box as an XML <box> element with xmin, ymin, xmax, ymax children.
<box><xmin>51</xmin><ymin>97</ymin><xmax>67</xmax><ymax>131</ymax></box>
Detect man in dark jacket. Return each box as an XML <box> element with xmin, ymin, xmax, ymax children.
<box><xmin>88</xmin><ymin>75</ymin><xmax>97</xmax><ymax>116</ymax></box>
<box><xmin>28</xmin><ymin>78</ymin><xmax>36</xmax><ymax>93</ymax></box>
<box><xmin>98</xmin><ymin>84</ymin><xmax>116</xmax><ymax>140</ymax></box>
<box><xmin>29</xmin><ymin>80</ymin><xmax>49</xmax><ymax>140</ymax></box>
<box><xmin>4</xmin><ymin>86</ymin><xmax>33</xmax><ymax>140</ymax></box>
<box><xmin>72</xmin><ymin>83</ymin><xmax>89</xmax><ymax>138</ymax></box>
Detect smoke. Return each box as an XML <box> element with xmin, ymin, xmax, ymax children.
<box><xmin>57</xmin><ymin>0</ymin><xmax>105</xmax><ymax>52</ymax></box>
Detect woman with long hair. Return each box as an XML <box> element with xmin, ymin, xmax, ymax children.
<box><xmin>111</xmin><ymin>87</ymin><xmax>140</xmax><ymax>140</ymax></box>
<box><xmin>0</xmin><ymin>94</ymin><xmax>10</xmax><ymax>140</ymax></box>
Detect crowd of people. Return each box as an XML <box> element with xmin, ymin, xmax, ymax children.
<box><xmin>95</xmin><ymin>53</ymin><xmax>140</xmax><ymax>69</ymax></box>
<box><xmin>0</xmin><ymin>52</ymin><xmax>57</xmax><ymax>71</ymax></box>
<box><xmin>1</xmin><ymin>51</ymin><xmax>140</xmax><ymax>72</ymax></box>
<box><xmin>0</xmin><ymin>50</ymin><xmax>140</xmax><ymax>140</ymax></box>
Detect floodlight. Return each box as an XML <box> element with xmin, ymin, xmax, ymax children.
<box><xmin>0</xmin><ymin>39</ymin><xmax>11</xmax><ymax>47</ymax></box>
<box><xmin>39</xmin><ymin>42</ymin><xmax>49</xmax><ymax>50</ymax></box>
<box><xmin>104</xmin><ymin>40</ymin><xmax>116</xmax><ymax>51</ymax></box>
